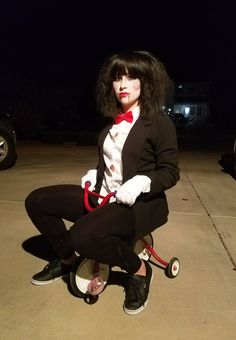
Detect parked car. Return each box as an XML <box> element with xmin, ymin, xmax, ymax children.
<box><xmin>233</xmin><ymin>137</ymin><xmax>236</xmax><ymax>179</ymax></box>
<box><xmin>170</xmin><ymin>113</ymin><xmax>188</xmax><ymax>125</ymax></box>
<box><xmin>218</xmin><ymin>136</ymin><xmax>236</xmax><ymax>180</ymax></box>
<box><xmin>0</xmin><ymin>112</ymin><xmax>17</xmax><ymax>170</ymax></box>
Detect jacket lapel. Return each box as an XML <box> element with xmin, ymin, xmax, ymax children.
<box><xmin>122</xmin><ymin>118</ymin><xmax>151</xmax><ymax>181</ymax></box>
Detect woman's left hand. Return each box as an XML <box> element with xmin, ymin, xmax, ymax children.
<box><xmin>116</xmin><ymin>175</ymin><xmax>151</xmax><ymax>206</ymax></box>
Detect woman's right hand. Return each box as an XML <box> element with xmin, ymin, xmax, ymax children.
<box><xmin>81</xmin><ymin>169</ymin><xmax>97</xmax><ymax>191</ymax></box>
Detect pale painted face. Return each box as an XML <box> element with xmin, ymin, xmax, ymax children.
<box><xmin>112</xmin><ymin>74</ymin><xmax>141</xmax><ymax>113</ymax></box>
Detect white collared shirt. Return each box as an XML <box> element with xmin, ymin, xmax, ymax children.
<box><xmin>99</xmin><ymin>106</ymin><xmax>140</xmax><ymax>202</ymax></box>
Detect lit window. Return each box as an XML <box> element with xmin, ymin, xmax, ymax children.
<box><xmin>184</xmin><ymin>107</ymin><xmax>190</xmax><ymax>115</ymax></box>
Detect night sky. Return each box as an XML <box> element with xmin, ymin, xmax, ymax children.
<box><xmin>0</xmin><ymin>0</ymin><xmax>235</xmax><ymax>133</ymax></box>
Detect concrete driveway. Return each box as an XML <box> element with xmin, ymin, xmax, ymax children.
<box><xmin>1</xmin><ymin>141</ymin><xmax>236</xmax><ymax>340</ymax></box>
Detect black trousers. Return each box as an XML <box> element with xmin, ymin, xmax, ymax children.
<box><xmin>25</xmin><ymin>185</ymin><xmax>141</xmax><ymax>274</ymax></box>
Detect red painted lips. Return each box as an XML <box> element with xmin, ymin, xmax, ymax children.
<box><xmin>119</xmin><ymin>92</ymin><xmax>129</xmax><ymax>98</ymax></box>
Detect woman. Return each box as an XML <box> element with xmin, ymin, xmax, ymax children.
<box><xmin>25</xmin><ymin>50</ymin><xmax>179</xmax><ymax>315</ymax></box>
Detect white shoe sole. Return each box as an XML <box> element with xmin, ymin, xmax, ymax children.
<box><xmin>31</xmin><ymin>274</ymin><xmax>68</xmax><ymax>286</ymax></box>
<box><xmin>123</xmin><ymin>297</ymin><xmax>149</xmax><ymax>315</ymax></box>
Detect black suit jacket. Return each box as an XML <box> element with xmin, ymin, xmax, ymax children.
<box><xmin>95</xmin><ymin>114</ymin><xmax>180</xmax><ymax>240</ymax></box>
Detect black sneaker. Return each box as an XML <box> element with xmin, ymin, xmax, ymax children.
<box><xmin>123</xmin><ymin>260</ymin><xmax>153</xmax><ymax>315</ymax></box>
<box><xmin>31</xmin><ymin>259</ymin><xmax>72</xmax><ymax>285</ymax></box>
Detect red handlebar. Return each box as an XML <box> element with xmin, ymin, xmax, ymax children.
<box><xmin>83</xmin><ymin>181</ymin><xmax>116</xmax><ymax>212</ymax></box>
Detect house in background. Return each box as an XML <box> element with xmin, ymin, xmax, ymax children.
<box><xmin>171</xmin><ymin>81</ymin><xmax>212</xmax><ymax>125</ymax></box>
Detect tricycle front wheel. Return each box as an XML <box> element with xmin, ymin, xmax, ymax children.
<box><xmin>70</xmin><ymin>257</ymin><xmax>110</xmax><ymax>298</ymax></box>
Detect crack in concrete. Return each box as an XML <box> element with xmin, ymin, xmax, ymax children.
<box><xmin>183</xmin><ymin>169</ymin><xmax>236</xmax><ymax>271</ymax></box>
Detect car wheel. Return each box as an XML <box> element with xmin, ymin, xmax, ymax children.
<box><xmin>232</xmin><ymin>138</ymin><xmax>236</xmax><ymax>179</ymax></box>
<box><xmin>0</xmin><ymin>127</ymin><xmax>16</xmax><ymax>170</ymax></box>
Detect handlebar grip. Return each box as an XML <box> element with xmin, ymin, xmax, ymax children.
<box><xmin>84</xmin><ymin>180</ymin><xmax>91</xmax><ymax>187</ymax></box>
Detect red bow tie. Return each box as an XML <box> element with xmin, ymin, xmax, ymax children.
<box><xmin>114</xmin><ymin>111</ymin><xmax>133</xmax><ymax>124</ymax></box>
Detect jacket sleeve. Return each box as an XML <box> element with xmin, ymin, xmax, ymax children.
<box><xmin>144</xmin><ymin>116</ymin><xmax>180</xmax><ymax>197</ymax></box>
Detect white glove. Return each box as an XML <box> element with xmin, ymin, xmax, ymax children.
<box><xmin>116</xmin><ymin>175</ymin><xmax>151</xmax><ymax>206</ymax></box>
<box><xmin>81</xmin><ymin>169</ymin><xmax>97</xmax><ymax>191</ymax></box>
